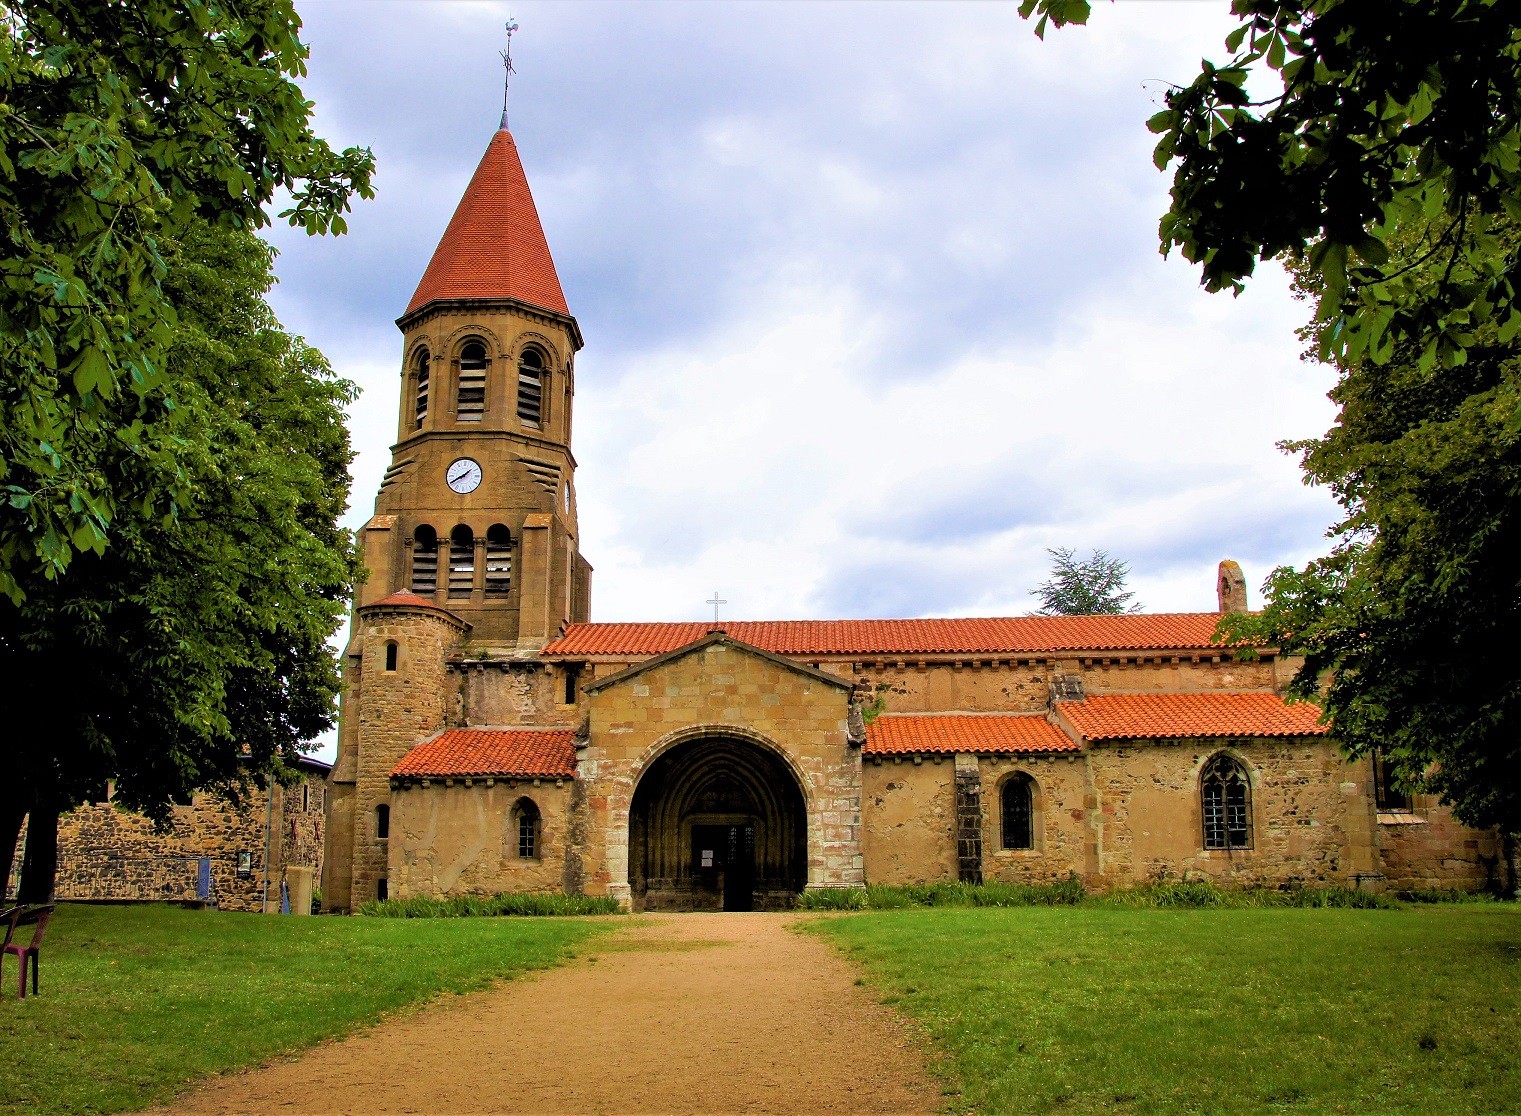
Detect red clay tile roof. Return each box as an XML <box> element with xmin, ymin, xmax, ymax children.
<box><xmin>405</xmin><ymin>129</ymin><xmax>569</xmax><ymax>318</ymax></box>
<box><xmin>390</xmin><ymin>729</ymin><xmax>577</xmax><ymax>780</ymax></box>
<box><xmin>866</xmin><ymin>714</ymin><xmax>1078</xmax><ymax>755</ymax></box>
<box><xmin>1061</xmin><ymin>692</ymin><xmax>1327</xmax><ymax>740</ymax></box>
<box><xmin>544</xmin><ymin>614</ymin><xmax>1232</xmax><ymax>658</ymax></box>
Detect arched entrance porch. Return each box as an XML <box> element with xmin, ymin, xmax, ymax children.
<box><xmin>628</xmin><ymin>734</ymin><xmax>807</xmax><ymax>912</ymax></box>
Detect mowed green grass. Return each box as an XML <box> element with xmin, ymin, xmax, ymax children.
<box><xmin>0</xmin><ymin>903</ymin><xmax>613</xmax><ymax>1116</ymax></box>
<box><xmin>809</xmin><ymin>905</ymin><xmax>1521</xmax><ymax>1115</ymax></box>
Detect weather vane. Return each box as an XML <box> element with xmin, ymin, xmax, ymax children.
<box><xmin>500</xmin><ymin>18</ymin><xmax>519</xmax><ymax>130</ymax></box>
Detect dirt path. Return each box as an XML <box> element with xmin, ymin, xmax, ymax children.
<box><xmin>151</xmin><ymin>913</ymin><xmax>941</xmax><ymax>1115</ymax></box>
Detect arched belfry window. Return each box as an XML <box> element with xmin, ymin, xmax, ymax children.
<box><xmin>1202</xmin><ymin>754</ymin><xmax>1252</xmax><ymax>850</ymax></box>
<box><xmin>517</xmin><ymin>347</ymin><xmax>545</xmax><ymax>428</ymax></box>
<box><xmin>457</xmin><ymin>341</ymin><xmax>488</xmax><ymax>421</ymax></box>
<box><xmin>1001</xmin><ymin>773</ymin><xmax>1035</xmax><ymax>850</ymax></box>
<box><xmin>514</xmin><ymin>798</ymin><xmax>540</xmax><ymax>860</ymax></box>
<box><xmin>413</xmin><ymin>350</ymin><xmax>431</xmax><ymax>429</ymax></box>
<box><xmin>485</xmin><ymin>524</ymin><xmax>513</xmax><ymax>598</ymax></box>
<box><xmin>411</xmin><ymin>525</ymin><xmax>438</xmax><ymax>594</ymax></box>
<box><xmin>448</xmin><ymin>525</ymin><xmax>474</xmax><ymax>598</ymax></box>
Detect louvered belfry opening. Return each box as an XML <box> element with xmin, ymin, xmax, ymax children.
<box><xmin>517</xmin><ymin>347</ymin><xmax>544</xmax><ymax>427</ymax></box>
<box><xmin>457</xmin><ymin>341</ymin><xmax>488</xmax><ymax>421</ymax></box>
<box><xmin>485</xmin><ymin>524</ymin><xmax>513</xmax><ymax>598</ymax></box>
<box><xmin>448</xmin><ymin>525</ymin><xmax>475</xmax><ymax>598</ymax></box>
<box><xmin>413</xmin><ymin>350</ymin><xmax>430</xmax><ymax>429</ymax></box>
<box><xmin>410</xmin><ymin>525</ymin><xmax>439</xmax><ymax>594</ymax></box>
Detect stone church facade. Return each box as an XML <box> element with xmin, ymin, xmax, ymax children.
<box><xmin>322</xmin><ymin>123</ymin><xmax>1497</xmax><ymax>913</ymax></box>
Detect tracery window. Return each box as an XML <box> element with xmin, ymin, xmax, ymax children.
<box><xmin>1202</xmin><ymin>754</ymin><xmax>1252</xmax><ymax>850</ymax></box>
<box><xmin>1000</xmin><ymin>773</ymin><xmax>1035</xmax><ymax>850</ymax></box>
<box><xmin>457</xmin><ymin>341</ymin><xmax>488</xmax><ymax>421</ymax></box>
<box><xmin>411</xmin><ymin>525</ymin><xmax>439</xmax><ymax>594</ymax></box>
<box><xmin>515</xmin><ymin>798</ymin><xmax>540</xmax><ymax>860</ymax></box>
<box><xmin>448</xmin><ymin>525</ymin><xmax>474</xmax><ymax>598</ymax></box>
<box><xmin>413</xmin><ymin>349</ymin><xmax>431</xmax><ymax>429</ymax></box>
<box><xmin>485</xmin><ymin>524</ymin><xmax>513</xmax><ymax>598</ymax></box>
<box><xmin>517</xmin><ymin>347</ymin><xmax>545</xmax><ymax>427</ymax></box>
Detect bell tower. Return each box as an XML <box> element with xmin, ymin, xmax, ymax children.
<box><xmin>357</xmin><ymin>124</ymin><xmax>591</xmax><ymax>648</ymax></box>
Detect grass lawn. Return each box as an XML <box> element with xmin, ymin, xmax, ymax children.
<box><xmin>808</xmin><ymin>905</ymin><xmax>1521</xmax><ymax>1115</ymax></box>
<box><xmin>0</xmin><ymin>903</ymin><xmax>614</xmax><ymax>1116</ymax></box>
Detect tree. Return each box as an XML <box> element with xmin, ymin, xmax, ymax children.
<box><xmin>0</xmin><ymin>220</ymin><xmax>359</xmax><ymax>900</ymax></box>
<box><xmin>0</xmin><ymin>0</ymin><xmax>374</xmax><ymax>602</ymax></box>
<box><xmin>1021</xmin><ymin>1</ymin><xmax>1521</xmax><ymax>382</ymax></box>
<box><xmin>1218</xmin><ymin>230</ymin><xmax>1521</xmax><ymax>885</ymax></box>
<box><xmin>1018</xmin><ymin>0</ymin><xmax>1521</xmax><ymax>879</ymax></box>
<box><xmin>1031</xmin><ymin>547</ymin><xmax>1140</xmax><ymax>615</ymax></box>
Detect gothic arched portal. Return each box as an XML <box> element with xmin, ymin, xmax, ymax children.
<box><xmin>629</xmin><ymin>735</ymin><xmax>807</xmax><ymax>912</ymax></box>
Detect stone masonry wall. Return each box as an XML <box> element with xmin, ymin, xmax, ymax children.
<box><xmin>580</xmin><ymin>640</ymin><xmax>862</xmax><ymax>907</ymax></box>
<box><xmin>389</xmin><ymin>780</ymin><xmax>571</xmax><ymax>898</ymax></box>
<box><xmin>978</xmin><ymin>753</ymin><xmax>1092</xmax><ymax>885</ymax></box>
<box><xmin>1085</xmin><ymin>738</ymin><xmax>1377</xmax><ymax>887</ymax></box>
<box><xmin>47</xmin><ymin>771</ymin><xmax>326</xmax><ymax>912</ymax></box>
<box><xmin>1377</xmin><ymin>800</ymin><xmax>1500</xmax><ymax>891</ymax></box>
<box><xmin>861</xmin><ymin>758</ymin><xmax>956</xmax><ymax>885</ymax></box>
<box><xmin>334</xmin><ymin>604</ymin><xmax>464</xmax><ymax>910</ymax></box>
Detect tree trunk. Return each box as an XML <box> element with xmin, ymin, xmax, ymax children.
<box><xmin>0</xmin><ymin>787</ymin><xmax>26</xmax><ymax>903</ymax></box>
<box><xmin>1504</xmin><ymin>832</ymin><xmax>1518</xmax><ymax>900</ymax></box>
<box><xmin>17</xmin><ymin>802</ymin><xmax>59</xmax><ymax>903</ymax></box>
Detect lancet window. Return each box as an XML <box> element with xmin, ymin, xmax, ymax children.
<box><xmin>1000</xmin><ymin>773</ymin><xmax>1035</xmax><ymax>850</ymax></box>
<box><xmin>515</xmin><ymin>798</ymin><xmax>540</xmax><ymax>860</ymax></box>
<box><xmin>1202</xmin><ymin>754</ymin><xmax>1252</xmax><ymax>850</ymax></box>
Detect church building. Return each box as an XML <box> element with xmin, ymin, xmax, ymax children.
<box><xmin>321</xmin><ymin>120</ymin><xmax>1498</xmax><ymax>913</ymax></box>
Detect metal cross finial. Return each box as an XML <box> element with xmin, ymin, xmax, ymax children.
<box><xmin>499</xmin><ymin>18</ymin><xmax>519</xmax><ymax>130</ymax></box>
<box><xmin>706</xmin><ymin>591</ymin><xmax>728</xmax><ymax>625</ymax></box>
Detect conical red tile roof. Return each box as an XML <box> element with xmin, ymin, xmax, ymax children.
<box><xmin>405</xmin><ymin>129</ymin><xmax>569</xmax><ymax>318</ymax></box>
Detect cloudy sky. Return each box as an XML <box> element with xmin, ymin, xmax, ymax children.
<box><xmin>265</xmin><ymin>0</ymin><xmax>1340</xmax><ymax>630</ymax></box>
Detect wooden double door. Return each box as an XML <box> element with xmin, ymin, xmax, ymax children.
<box><xmin>691</xmin><ymin>823</ymin><xmax>756</xmax><ymax>912</ymax></box>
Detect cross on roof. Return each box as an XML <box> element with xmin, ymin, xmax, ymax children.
<box><xmin>706</xmin><ymin>591</ymin><xmax>727</xmax><ymax>625</ymax></box>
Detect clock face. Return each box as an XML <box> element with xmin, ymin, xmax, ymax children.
<box><xmin>446</xmin><ymin>457</ymin><xmax>482</xmax><ymax>494</ymax></box>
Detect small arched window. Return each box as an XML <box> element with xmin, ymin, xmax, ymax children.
<box><xmin>457</xmin><ymin>341</ymin><xmax>488</xmax><ymax>421</ymax></box>
<box><xmin>485</xmin><ymin>524</ymin><xmax>513</xmax><ymax>598</ymax></box>
<box><xmin>1202</xmin><ymin>754</ymin><xmax>1252</xmax><ymax>850</ymax></box>
<box><xmin>515</xmin><ymin>798</ymin><xmax>540</xmax><ymax>860</ymax></box>
<box><xmin>384</xmin><ymin>641</ymin><xmax>399</xmax><ymax>672</ymax></box>
<box><xmin>1001</xmin><ymin>773</ymin><xmax>1035</xmax><ymax>850</ymax></box>
<box><xmin>413</xmin><ymin>349</ymin><xmax>431</xmax><ymax>429</ymax></box>
<box><xmin>448</xmin><ymin>525</ymin><xmax>475</xmax><ymax>598</ymax></box>
<box><xmin>411</xmin><ymin>525</ymin><xmax>439</xmax><ymax>594</ymax></box>
<box><xmin>517</xmin><ymin>347</ymin><xmax>545</xmax><ymax>428</ymax></box>
<box><xmin>375</xmin><ymin>803</ymin><xmax>390</xmax><ymax>840</ymax></box>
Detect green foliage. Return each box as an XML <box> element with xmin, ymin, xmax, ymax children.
<box><xmin>358</xmin><ymin>892</ymin><xmax>624</xmax><ymax>918</ymax></box>
<box><xmin>0</xmin><ymin>903</ymin><xmax>609</xmax><ymax>1116</ymax></box>
<box><xmin>1025</xmin><ymin>0</ymin><xmax>1521</xmax><ymax>383</ymax></box>
<box><xmin>800</xmin><ymin>877</ymin><xmax>1408</xmax><ymax>910</ymax></box>
<box><xmin>797</xmin><ymin>877</ymin><xmax>1088</xmax><ymax>909</ymax></box>
<box><xmin>0</xmin><ymin>0</ymin><xmax>374</xmax><ymax>600</ymax></box>
<box><xmin>1031</xmin><ymin>546</ymin><xmax>1139</xmax><ymax>615</ymax></box>
<box><xmin>1</xmin><ymin>221</ymin><xmax>360</xmax><ymax>838</ymax></box>
<box><xmin>810</xmin><ymin>905</ymin><xmax>1521</xmax><ymax>1113</ymax></box>
<box><xmin>1219</xmin><ymin>226</ymin><xmax>1521</xmax><ymax>845</ymax></box>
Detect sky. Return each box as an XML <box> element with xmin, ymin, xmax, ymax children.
<box><xmin>265</xmin><ymin>0</ymin><xmax>1341</xmax><ymax>633</ymax></box>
